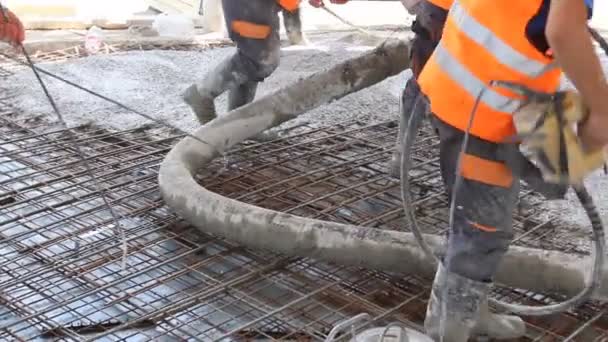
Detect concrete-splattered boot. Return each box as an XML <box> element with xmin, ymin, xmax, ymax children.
<box><xmin>472</xmin><ymin>299</ymin><xmax>526</xmax><ymax>340</ymax></box>
<box><xmin>228</xmin><ymin>82</ymin><xmax>278</xmax><ymax>142</ymax></box>
<box><xmin>183</xmin><ymin>57</ymin><xmax>247</xmax><ymax>125</ymax></box>
<box><xmin>388</xmin><ymin>80</ymin><xmax>423</xmax><ymax>178</ymax></box>
<box><xmin>283</xmin><ymin>8</ymin><xmax>308</xmax><ymax>45</ymax></box>
<box><xmin>424</xmin><ymin>264</ymin><xmax>526</xmax><ymax>341</ymax></box>
<box><xmin>423</xmin><ymin>264</ymin><xmax>487</xmax><ymax>342</ymax></box>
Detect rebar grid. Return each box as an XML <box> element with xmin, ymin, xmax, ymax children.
<box><xmin>0</xmin><ymin>42</ymin><xmax>605</xmax><ymax>341</ymax></box>
<box><xmin>199</xmin><ymin>119</ymin><xmax>608</xmax><ymax>340</ymax></box>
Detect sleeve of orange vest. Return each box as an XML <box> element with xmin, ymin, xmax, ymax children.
<box><xmin>0</xmin><ymin>6</ymin><xmax>25</xmax><ymax>47</ymax></box>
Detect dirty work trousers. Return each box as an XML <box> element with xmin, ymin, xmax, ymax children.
<box><xmin>222</xmin><ymin>0</ymin><xmax>282</xmax><ymax>82</ymax></box>
<box><xmin>282</xmin><ymin>7</ymin><xmax>304</xmax><ymax>40</ymax></box>
<box><xmin>432</xmin><ymin>115</ymin><xmax>519</xmax><ymax>282</ymax></box>
<box><xmin>398</xmin><ymin>1</ymin><xmax>447</xmax><ymax>146</ymax></box>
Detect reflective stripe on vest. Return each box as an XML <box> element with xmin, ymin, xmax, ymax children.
<box><xmin>418</xmin><ymin>0</ymin><xmax>561</xmax><ymax>142</ymax></box>
<box><xmin>427</xmin><ymin>0</ymin><xmax>454</xmax><ymax>11</ymax></box>
<box><xmin>433</xmin><ymin>43</ymin><xmax>520</xmax><ymax>113</ymax></box>
<box><xmin>449</xmin><ymin>1</ymin><xmax>547</xmax><ymax>77</ymax></box>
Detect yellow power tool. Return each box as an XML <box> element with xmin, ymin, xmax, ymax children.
<box><xmin>494</xmin><ymin>81</ymin><xmax>606</xmax><ymax>185</ymax></box>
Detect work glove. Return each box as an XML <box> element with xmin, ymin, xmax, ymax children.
<box><xmin>504</xmin><ymin>82</ymin><xmax>606</xmax><ymax>185</ymax></box>
<box><xmin>309</xmin><ymin>0</ymin><xmax>349</xmax><ymax>8</ymax></box>
<box><xmin>0</xmin><ymin>8</ymin><xmax>24</xmax><ymax>47</ymax></box>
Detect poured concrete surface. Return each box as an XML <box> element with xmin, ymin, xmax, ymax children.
<box><xmin>4</xmin><ymin>30</ymin><xmax>409</xmax><ymax>133</ymax></box>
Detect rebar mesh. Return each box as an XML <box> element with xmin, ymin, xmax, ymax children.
<box><xmin>0</xmin><ymin>41</ymin><xmax>606</xmax><ymax>342</ymax></box>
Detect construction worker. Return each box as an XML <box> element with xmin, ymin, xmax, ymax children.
<box><xmin>414</xmin><ymin>0</ymin><xmax>607</xmax><ymax>340</ymax></box>
<box><xmin>0</xmin><ymin>6</ymin><xmax>24</xmax><ymax>47</ymax></box>
<box><xmin>388</xmin><ymin>0</ymin><xmax>452</xmax><ymax>177</ymax></box>
<box><xmin>183</xmin><ymin>0</ymin><xmax>347</xmax><ymax>140</ymax></box>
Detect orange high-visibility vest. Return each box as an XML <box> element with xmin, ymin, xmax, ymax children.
<box><xmin>418</xmin><ymin>0</ymin><xmax>561</xmax><ymax>143</ymax></box>
<box><xmin>278</xmin><ymin>0</ymin><xmax>301</xmax><ymax>12</ymax></box>
<box><xmin>427</xmin><ymin>0</ymin><xmax>453</xmax><ymax>10</ymax></box>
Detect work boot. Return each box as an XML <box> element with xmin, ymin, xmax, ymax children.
<box><xmin>228</xmin><ymin>81</ymin><xmax>279</xmax><ymax>142</ymax></box>
<box><xmin>472</xmin><ymin>300</ymin><xmax>526</xmax><ymax>340</ymax></box>
<box><xmin>183</xmin><ymin>57</ymin><xmax>247</xmax><ymax>125</ymax></box>
<box><xmin>388</xmin><ymin>80</ymin><xmax>424</xmax><ymax>178</ymax></box>
<box><xmin>424</xmin><ymin>264</ymin><xmax>526</xmax><ymax>341</ymax></box>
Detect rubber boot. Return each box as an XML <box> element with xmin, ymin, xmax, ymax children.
<box><xmin>424</xmin><ymin>265</ymin><xmax>526</xmax><ymax>341</ymax></box>
<box><xmin>472</xmin><ymin>300</ymin><xmax>526</xmax><ymax>340</ymax></box>
<box><xmin>228</xmin><ymin>82</ymin><xmax>278</xmax><ymax>142</ymax></box>
<box><xmin>424</xmin><ymin>264</ymin><xmax>487</xmax><ymax>342</ymax></box>
<box><xmin>183</xmin><ymin>57</ymin><xmax>247</xmax><ymax>125</ymax></box>
<box><xmin>388</xmin><ymin>80</ymin><xmax>423</xmax><ymax>178</ymax></box>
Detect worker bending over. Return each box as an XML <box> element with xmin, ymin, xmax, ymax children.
<box><xmin>0</xmin><ymin>6</ymin><xmax>24</xmax><ymax>47</ymax></box>
<box><xmin>389</xmin><ymin>0</ymin><xmax>452</xmax><ymax>177</ymax></box>
<box><xmin>183</xmin><ymin>0</ymin><xmax>347</xmax><ymax>140</ymax></box>
<box><xmin>412</xmin><ymin>0</ymin><xmax>607</xmax><ymax>340</ymax></box>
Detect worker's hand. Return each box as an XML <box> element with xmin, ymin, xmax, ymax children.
<box><xmin>309</xmin><ymin>0</ymin><xmax>348</xmax><ymax>8</ymax></box>
<box><xmin>579</xmin><ymin>108</ymin><xmax>608</xmax><ymax>152</ymax></box>
<box><xmin>0</xmin><ymin>9</ymin><xmax>25</xmax><ymax>47</ymax></box>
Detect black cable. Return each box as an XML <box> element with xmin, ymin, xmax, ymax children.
<box><xmin>19</xmin><ymin>44</ymin><xmax>129</xmax><ymax>269</ymax></box>
<box><xmin>0</xmin><ymin>51</ymin><xmax>215</xmax><ymax>149</ymax></box>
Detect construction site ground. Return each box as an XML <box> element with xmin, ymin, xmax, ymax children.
<box><xmin>2</xmin><ymin>11</ymin><xmax>608</xmax><ymax>341</ymax></box>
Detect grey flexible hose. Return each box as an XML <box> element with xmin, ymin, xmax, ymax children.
<box><xmin>399</xmin><ymin>83</ymin><xmax>606</xmax><ymax>316</ymax></box>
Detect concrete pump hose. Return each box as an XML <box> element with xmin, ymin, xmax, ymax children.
<box><xmin>399</xmin><ymin>96</ymin><xmax>606</xmax><ymax>316</ymax></box>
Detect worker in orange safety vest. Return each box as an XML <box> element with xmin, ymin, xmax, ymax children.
<box><xmin>0</xmin><ymin>6</ymin><xmax>24</xmax><ymax>47</ymax></box>
<box><xmin>183</xmin><ymin>0</ymin><xmax>347</xmax><ymax>141</ymax></box>
<box><xmin>413</xmin><ymin>0</ymin><xmax>607</xmax><ymax>340</ymax></box>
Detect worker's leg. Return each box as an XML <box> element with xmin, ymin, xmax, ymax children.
<box><xmin>282</xmin><ymin>7</ymin><xmax>308</xmax><ymax>45</ymax></box>
<box><xmin>183</xmin><ymin>0</ymin><xmax>281</xmax><ymax>125</ymax></box>
<box><xmin>388</xmin><ymin>1</ymin><xmax>447</xmax><ymax>178</ymax></box>
<box><xmin>424</xmin><ymin>116</ymin><xmax>525</xmax><ymax>341</ymax></box>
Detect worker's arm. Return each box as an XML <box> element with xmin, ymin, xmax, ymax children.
<box><xmin>0</xmin><ymin>6</ymin><xmax>24</xmax><ymax>46</ymax></box>
<box><xmin>546</xmin><ymin>0</ymin><xmax>608</xmax><ymax>150</ymax></box>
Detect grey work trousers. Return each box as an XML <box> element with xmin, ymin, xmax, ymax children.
<box><xmin>222</xmin><ymin>0</ymin><xmax>282</xmax><ymax>82</ymax></box>
<box><xmin>431</xmin><ymin>115</ymin><xmax>519</xmax><ymax>282</ymax></box>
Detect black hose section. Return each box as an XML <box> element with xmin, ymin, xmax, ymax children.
<box><xmin>493</xmin><ymin>186</ymin><xmax>605</xmax><ymax>315</ymax></box>
<box><xmin>399</xmin><ymin>92</ymin><xmax>438</xmax><ymax>266</ymax></box>
<box><xmin>590</xmin><ymin>27</ymin><xmax>608</xmax><ymax>56</ymax></box>
<box><xmin>400</xmin><ymin>84</ymin><xmax>606</xmax><ymax>316</ymax></box>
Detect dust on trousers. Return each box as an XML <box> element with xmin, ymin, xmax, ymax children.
<box><xmin>432</xmin><ymin>116</ymin><xmax>519</xmax><ymax>281</ymax></box>
<box><xmin>222</xmin><ymin>0</ymin><xmax>299</xmax><ymax>83</ymax></box>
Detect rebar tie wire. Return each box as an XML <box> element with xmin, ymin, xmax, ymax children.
<box><xmin>0</xmin><ymin>1</ymin><xmax>404</xmax><ymax>278</ymax></box>
<box><xmin>0</xmin><ymin>6</ymin><xmax>130</xmax><ymax>270</ymax></box>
